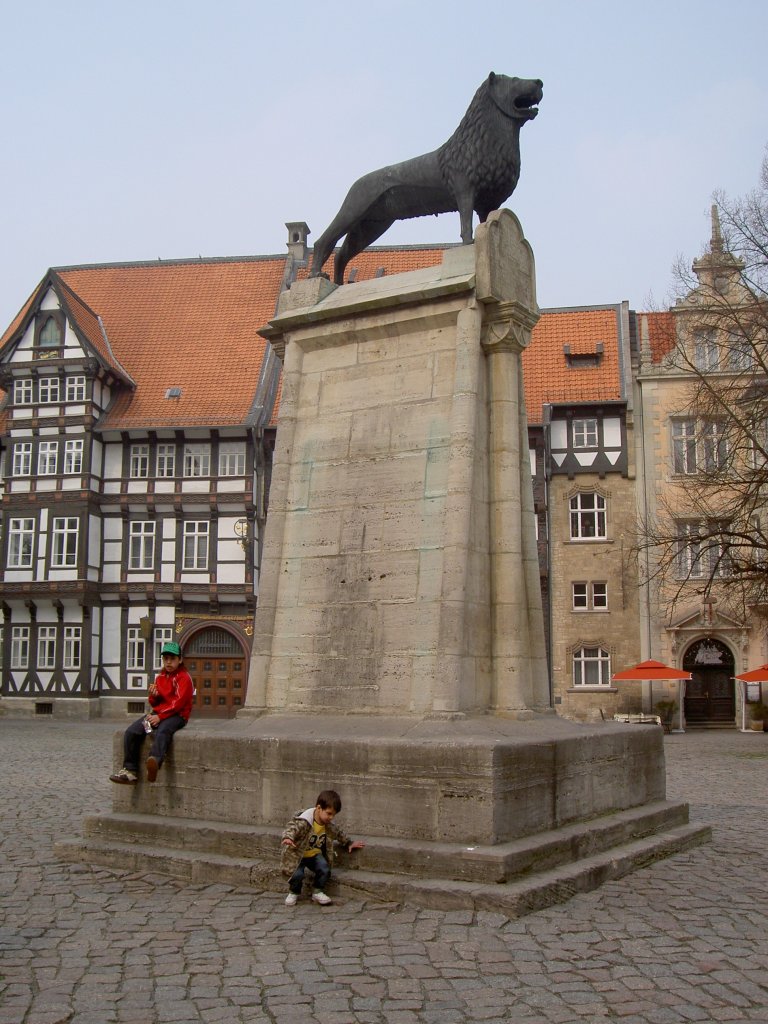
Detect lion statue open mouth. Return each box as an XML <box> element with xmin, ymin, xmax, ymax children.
<box><xmin>310</xmin><ymin>73</ymin><xmax>543</xmax><ymax>284</ymax></box>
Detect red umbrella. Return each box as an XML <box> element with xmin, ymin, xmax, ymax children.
<box><xmin>733</xmin><ymin>665</ymin><xmax>768</xmax><ymax>731</ymax></box>
<box><xmin>612</xmin><ymin>660</ymin><xmax>692</xmax><ymax>732</ymax></box>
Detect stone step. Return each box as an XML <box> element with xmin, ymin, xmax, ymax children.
<box><xmin>70</xmin><ymin>798</ymin><xmax>691</xmax><ymax>885</ymax></box>
<box><xmin>55</xmin><ymin>818</ymin><xmax>710</xmax><ymax>917</ymax></box>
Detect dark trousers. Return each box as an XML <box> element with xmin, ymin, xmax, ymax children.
<box><xmin>288</xmin><ymin>852</ymin><xmax>331</xmax><ymax>894</ymax></box>
<box><xmin>123</xmin><ymin>714</ymin><xmax>186</xmax><ymax>771</ymax></box>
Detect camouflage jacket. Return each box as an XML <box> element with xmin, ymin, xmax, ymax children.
<box><xmin>280</xmin><ymin>807</ymin><xmax>354</xmax><ymax>878</ymax></box>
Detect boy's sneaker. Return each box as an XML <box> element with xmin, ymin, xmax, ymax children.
<box><xmin>110</xmin><ymin>768</ymin><xmax>138</xmax><ymax>785</ymax></box>
<box><xmin>146</xmin><ymin>756</ymin><xmax>159</xmax><ymax>783</ymax></box>
<box><xmin>285</xmin><ymin>893</ymin><xmax>299</xmax><ymax>907</ymax></box>
<box><xmin>312</xmin><ymin>891</ymin><xmax>332</xmax><ymax>905</ymax></box>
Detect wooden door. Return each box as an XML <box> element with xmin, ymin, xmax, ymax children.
<box><xmin>683</xmin><ymin>639</ymin><xmax>735</xmax><ymax>726</ymax></box>
<box><xmin>184</xmin><ymin>627</ymin><xmax>247</xmax><ymax>719</ymax></box>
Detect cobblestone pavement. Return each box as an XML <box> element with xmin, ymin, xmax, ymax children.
<box><xmin>1</xmin><ymin>721</ymin><xmax>767</xmax><ymax>1024</ymax></box>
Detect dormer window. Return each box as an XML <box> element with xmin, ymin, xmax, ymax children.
<box><xmin>34</xmin><ymin>311</ymin><xmax>64</xmax><ymax>359</ymax></box>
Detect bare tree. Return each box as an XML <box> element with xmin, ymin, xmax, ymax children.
<box><xmin>637</xmin><ymin>150</ymin><xmax>768</xmax><ymax>620</ymax></box>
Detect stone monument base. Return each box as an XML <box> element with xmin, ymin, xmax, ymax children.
<box><xmin>57</xmin><ymin>714</ymin><xmax>709</xmax><ymax>916</ymax></box>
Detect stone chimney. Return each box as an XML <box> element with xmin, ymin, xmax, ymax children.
<box><xmin>285</xmin><ymin>222</ymin><xmax>310</xmax><ymax>264</ymax></box>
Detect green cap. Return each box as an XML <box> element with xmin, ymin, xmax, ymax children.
<box><xmin>161</xmin><ymin>641</ymin><xmax>181</xmax><ymax>657</ymax></box>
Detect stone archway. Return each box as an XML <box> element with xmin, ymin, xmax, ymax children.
<box><xmin>183</xmin><ymin>626</ymin><xmax>248</xmax><ymax>718</ymax></box>
<box><xmin>682</xmin><ymin>638</ymin><xmax>736</xmax><ymax>727</ymax></box>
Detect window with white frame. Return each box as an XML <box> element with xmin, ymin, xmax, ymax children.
<box><xmin>126</xmin><ymin>627</ymin><xmax>145</xmax><ymax>670</ymax></box>
<box><xmin>727</xmin><ymin>334</ymin><xmax>755</xmax><ymax>371</ymax></box>
<box><xmin>65</xmin><ymin>376</ymin><xmax>86</xmax><ymax>402</ymax></box>
<box><xmin>572</xmin><ymin>582</ymin><xmax>608</xmax><ymax>611</ymax></box>
<box><xmin>37</xmin><ymin>440</ymin><xmax>58</xmax><ymax>476</ymax></box>
<box><xmin>8</xmin><ymin>518</ymin><xmax>35</xmax><ymax>567</ymax></box>
<box><xmin>51</xmin><ymin>517</ymin><xmax>79</xmax><ymax>568</ymax></box>
<box><xmin>38</xmin><ymin>377</ymin><xmax>60</xmax><ymax>404</ymax></box>
<box><xmin>218</xmin><ymin>442</ymin><xmax>246</xmax><ymax>476</ymax></box>
<box><xmin>572</xmin><ymin>418</ymin><xmax>598</xmax><ymax>448</ymax></box>
<box><xmin>156</xmin><ymin>443</ymin><xmax>176</xmax><ymax>478</ymax></box>
<box><xmin>63</xmin><ymin>626</ymin><xmax>82</xmax><ymax>669</ymax></box>
<box><xmin>64</xmin><ymin>439</ymin><xmax>84</xmax><ymax>474</ymax></box>
<box><xmin>672</xmin><ymin>419</ymin><xmax>697</xmax><ymax>475</ymax></box>
<box><xmin>129</xmin><ymin>444</ymin><xmax>150</xmax><ymax>478</ymax></box>
<box><xmin>153</xmin><ymin>627</ymin><xmax>174</xmax><ymax>670</ymax></box>
<box><xmin>569</xmin><ymin>492</ymin><xmax>606</xmax><ymax>540</ymax></box>
<box><xmin>572</xmin><ymin>645</ymin><xmax>611</xmax><ymax>687</ymax></box>
<box><xmin>11</xmin><ymin>626</ymin><xmax>30</xmax><ymax>669</ymax></box>
<box><xmin>702</xmin><ymin>420</ymin><xmax>728</xmax><ymax>472</ymax></box>
<box><xmin>183</xmin><ymin>521</ymin><xmax>209</xmax><ymax>569</ymax></box>
<box><xmin>12</xmin><ymin>442</ymin><xmax>32</xmax><ymax>476</ymax></box>
<box><xmin>14</xmin><ymin>380</ymin><xmax>33</xmax><ymax>405</ymax></box>
<box><xmin>183</xmin><ymin>443</ymin><xmax>211</xmax><ymax>478</ymax></box>
<box><xmin>694</xmin><ymin>330</ymin><xmax>719</xmax><ymax>372</ymax></box>
<box><xmin>129</xmin><ymin>521</ymin><xmax>155</xmax><ymax>570</ymax></box>
<box><xmin>676</xmin><ymin>521</ymin><xmax>703</xmax><ymax>578</ymax></box>
<box><xmin>37</xmin><ymin>626</ymin><xmax>57</xmax><ymax>669</ymax></box>
<box><xmin>751</xmin><ymin>419</ymin><xmax>768</xmax><ymax>468</ymax></box>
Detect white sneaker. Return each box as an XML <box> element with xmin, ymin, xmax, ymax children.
<box><xmin>312</xmin><ymin>891</ymin><xmax>332</xmax><ymax>905</ymax></box>
<box><xmin>285</xmin><ymin>892</ymin><xmax>299</xmax><ymax>906</ymax></box>
<box><xmin>110</xmin><ymin>768</ymin><xmax>138</xmax><ymax>785</ymax></box>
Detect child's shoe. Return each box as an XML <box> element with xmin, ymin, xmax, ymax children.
<box><xmin>285</xmin><ymin>893</ymin><xmax>299</xmax><ymax>906</ymax></box>
<box><xmin>312</xmin><ymin>891</ymin><xmax>332</xmax><ymax>905</ymax></box>
<box><xmin>110</xmin><ymin>768</ymin><xmax>138</xmax><ymax>785</ymax></box>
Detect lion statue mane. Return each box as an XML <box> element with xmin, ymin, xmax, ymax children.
<box><xmin>309</xmin><ymin>73</ymin><xmax>543</xmax><ymax>284</ymax></box>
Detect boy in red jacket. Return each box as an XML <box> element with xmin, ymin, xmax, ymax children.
<box><xmin>110</xmin><ymin>641</ymin><xmax>194</xmax><ymax>785</ymax></box>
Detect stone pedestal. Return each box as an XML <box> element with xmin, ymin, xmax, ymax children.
<box><xmin>246</xmin><ymin>210</ymin><xmax>548</xmax><ymax>719</ymax></box>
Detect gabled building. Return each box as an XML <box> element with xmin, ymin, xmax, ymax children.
<box><xmin>0</xmin><ymin>227</ymin><xmax>642</xmax><ymax>721</ymax></box>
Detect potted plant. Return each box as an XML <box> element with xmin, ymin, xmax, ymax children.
<box><xmin>748</xmin><ymin>702</ymin><xmax>768</xmax><ymax>732</ymax></box>
<box><xmin>654</xmin><ymin>699</ymin><xmax>678</xmax><ymax>734</ymax></box>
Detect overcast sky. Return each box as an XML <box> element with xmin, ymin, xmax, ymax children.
<box><xmin>1</xmin><ymin>0</ymin><xmax>766</xmax><ymax>329</ymax></box>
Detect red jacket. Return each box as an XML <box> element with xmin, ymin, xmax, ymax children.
<box><xmin>148</xmin><ymin>666</ymin><xmax>194</xmax><ymax>721</ymax></box>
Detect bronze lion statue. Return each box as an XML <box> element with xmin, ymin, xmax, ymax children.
<box><xmin>309</xmin><ymin>72</ymin><xmax>543</xmax><ymax>284</ymax></box>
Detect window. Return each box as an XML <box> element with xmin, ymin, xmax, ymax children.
<box><xmin>51</xmin><ymin>517</ymin><xmax>79</xmax><ymax>568</ymax></box>
<box><xmin>702</xmin><ymin>420</ymin><xmax>728</xmax><ymax>472</ymax></box>
<box><xmin>153</xmin><ymin>627</ymin><xmax>174</xmax><ymax>670</ymax></box>
<box><xmin>14</xmin><ymin>380</ymin><xmax>33</xmax><ymax>405</ymax></box>
<box><xmin>183</xmin><ymin>443</ymin><xmax>210</xmax><ymax>477</ymax></box>
<box><xmin>66</xmin><ymin>376</ymin><xmax>86</xmax><ymax>402</ymax></box>
<box><xmin>38</xmin><ymin>377</ymin><xmax>60</xmax><ymax>404</ymax></box>
<box><xmin>183</xmin><ymin>521</ymin><xmax>209</xmax><ymax>569</ymax></box>
<box><xmin>219</xmin><ymin>442</ymin><xmax>246</xmax><ymax>476</ymax></box>
<box><xmin>752</xmin><ymin>419</ymin><xmax>768</xmax><ymax>468</ymax></box>
<box><xmin>37</xmin><ymin>441</ymin><xmax>58</xmax><ymax>476</ymax></box>
<box><xmin>572</xmin><ymin>418</ymin><xmax>598</xmax><ymax>448</ymax></box>
<box><xmin>12</xmin><ymin>443</ymin><xmax>32</xmax><ymax>476</ymax></box>
<box><xmin>156</xmin><ymin>444</ymin><xmax>176</xmax><ymax>478</ymax></box>
<box><xmin>37</xmin><ymin>626</ymin><xmax>57</xmax><ymax>670</ymax></box>
<box><xmin>572</xmin><ymin>582</ymin><xmax>608</xmax><ymax>611</ymax></box>
<box><xmin>63</xmin><ymin>626</ymin><xmax>82</xmax><ymax>670</ymax></box>
<box><xmin>727</xmin><ymin>335</ymin><xmax>754</xmax><ymax>371</ymax></box>
<box><xmin>129</xmin><ymin>521</ymin><xmax>155</xmax><ymax>570</ymax></box>
<box><xmin>8</xmin><ymin>518</ymin><xmax>35</xmax><ymax>567</ymax></box>
<box><xmin>573</xmin><ymin>646</ymin><xmax>611</xmax><ymax>687</ymax></box>
<box><xmin>64</xmin><ymin>439</ymin><xmax>84</xmax><ymax>474</ymax></box>
<box><xmin>126</xmin><ymin>627</ymin><xmax>145</xmax><ymax>670</ymax></box>
<box><xmin>694</xmin><ymin>330</ymin><xmax>719</xmax><ymax>371</ymax></box>
<box><xmin>38</xmin><ymin>315</ymin><xmax>62</xmax><ymax>351</ymax></box>
<box><xmin>676</xmin><ymin>521</ymin><xmax>702</xmax><ymax>578</ymax></box>
<box><xmin>129</xmin><ymin>444</ymin><xmax>150</xmax><ymax>478</ymax></box>
<box><xmin>569</xmin><ymin>492</ymin><xmax>606</xmax><ymax>540</ymax></box>
<box><xmin>11</xmin><ymin>626</ymin><xmax>30</xmax><ymax>669</ymax></box>
<box><xmin>672</xmin><ymin>419</ymin><xmax>697</xmax><ymax>475</ymax></box>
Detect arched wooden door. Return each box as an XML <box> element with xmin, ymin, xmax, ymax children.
<box><xmin>683</xmin><ymin>638</ymin><xmax>735</xmax><ymax>727</ymax></box>
<box><xmin>183</xmin><ymin>627</ymin><xmax>247</xmax><ymax>718</ymax></box>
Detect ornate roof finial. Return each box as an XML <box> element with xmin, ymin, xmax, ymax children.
<box><xmin>710</xmin><ymin>204</ymin><xmax>723</xmax><ymax>255</ymax></box>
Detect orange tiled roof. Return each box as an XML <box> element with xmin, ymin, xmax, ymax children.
<box><xmin>0</xmin><ymin>245</ymin><xmax>628</xmax><ymax>432</ymax></box>
<box><xmin>523</xmin><ymin>307</ymin><xmax>624</xmax><ymax>423</ymax></box>
<box><xmin>640</xmin><ymin>311</ymin><xmax>676</xmax><ymax>364</ymax></box>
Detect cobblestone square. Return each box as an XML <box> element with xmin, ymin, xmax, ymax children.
<box><xmin>1</xmin><ymin>721</ymin><xmax>767</xmax><ymax>1023</ymax></box>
